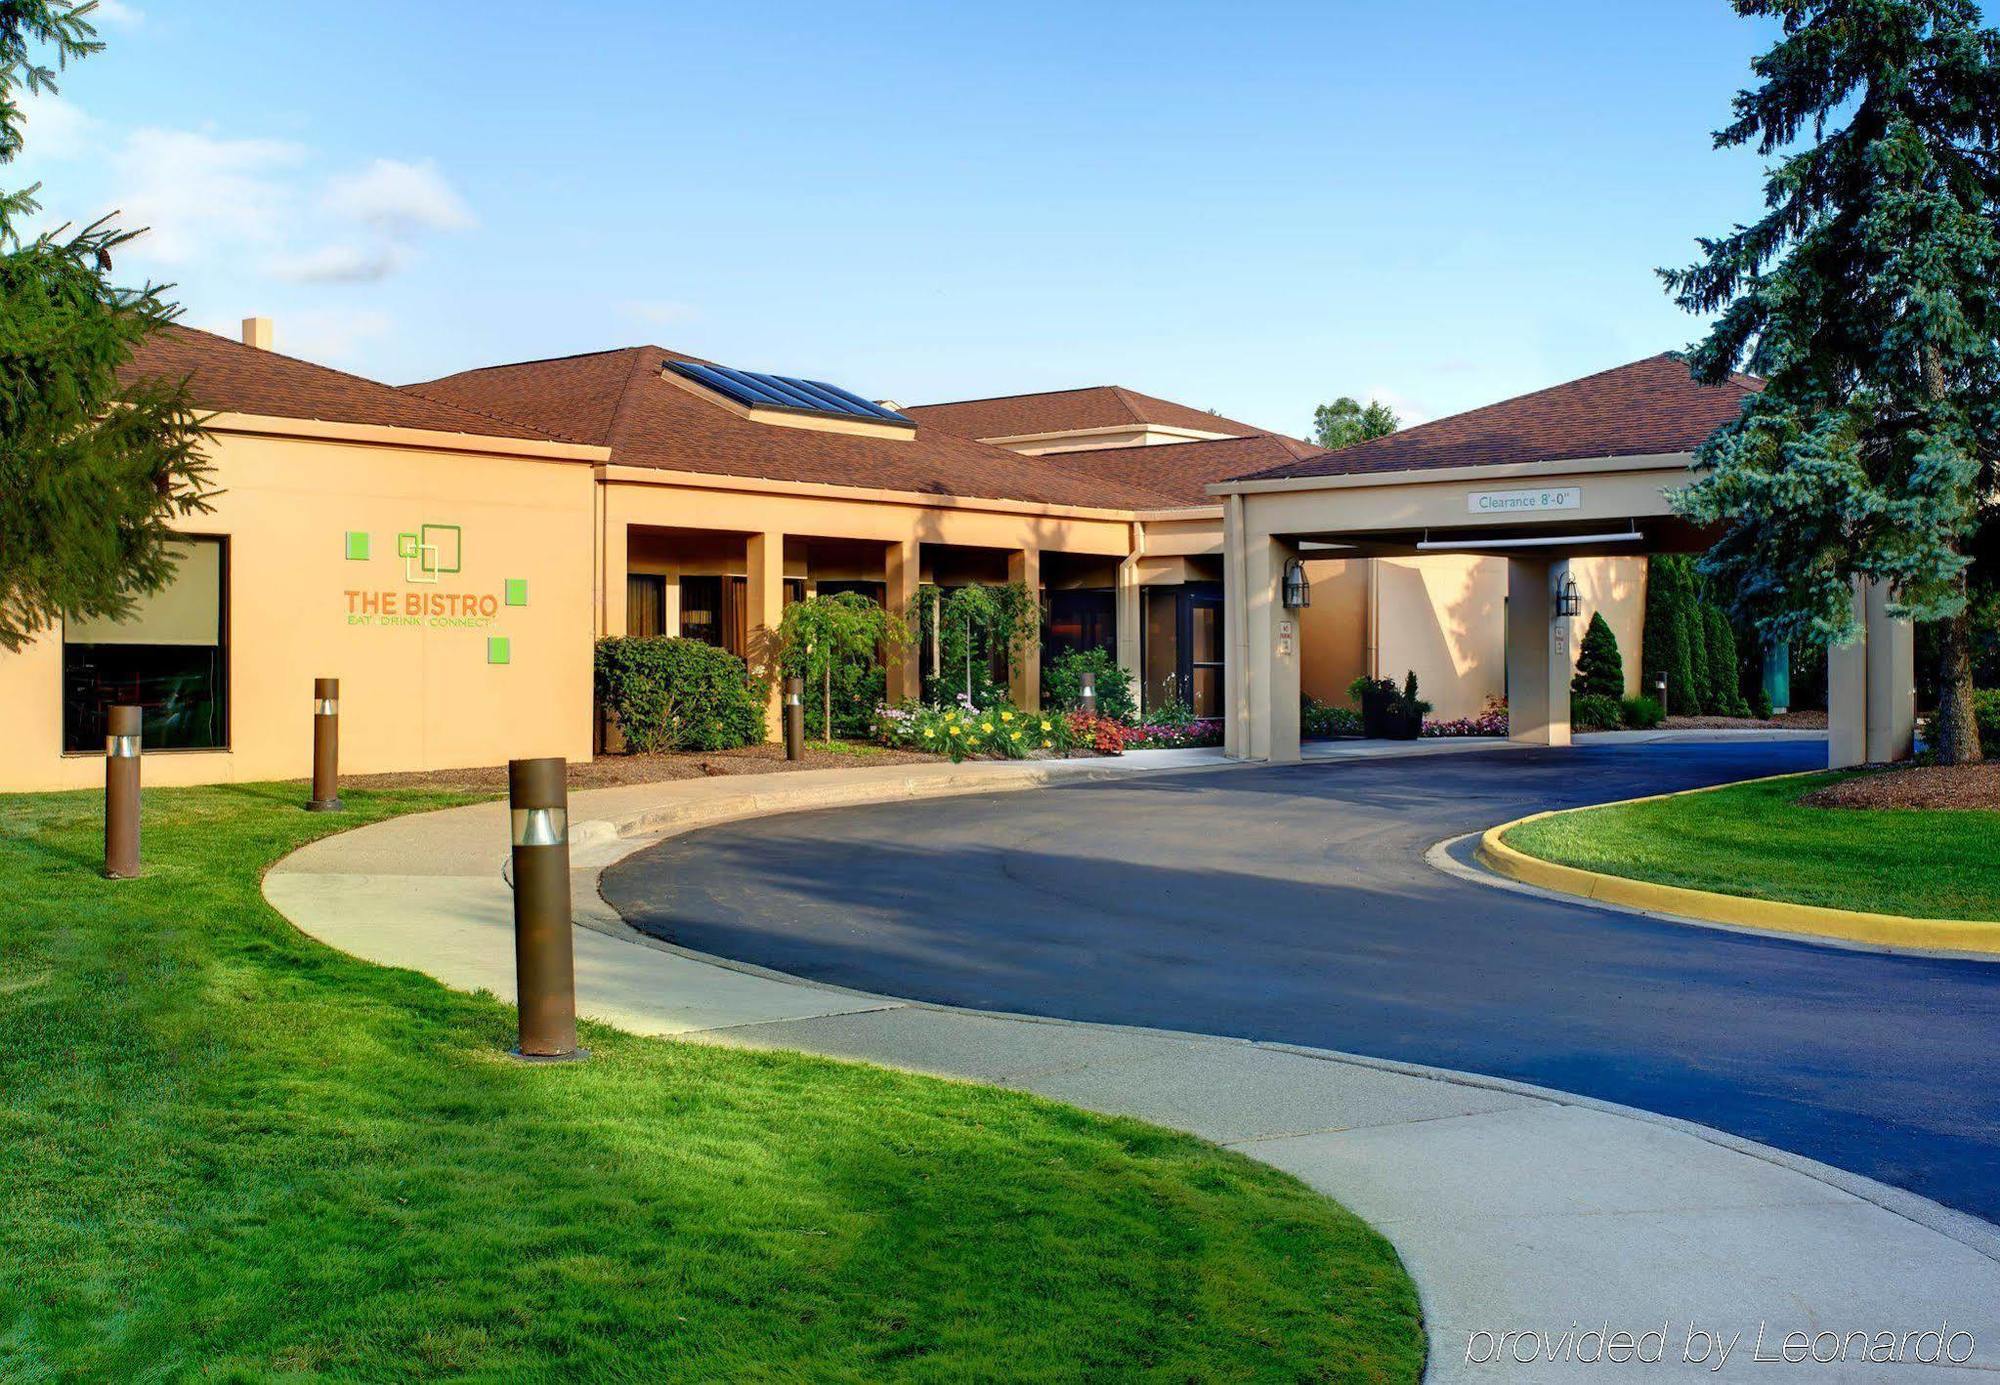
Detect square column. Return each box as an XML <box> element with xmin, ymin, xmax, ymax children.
<box><xmin>1239</xmin><ymin>532</ymin><xmax>1302</xmax><ymax>762</ymax></box>
<box><xmin>600</xmin><ymin>517</ymin><xmax>628</xmax><ymax>639</ymax></box>
<box><xmin>1008</xmin><ymin>547</ymin><xmax>1041</xmax><ymax>710</ymax></box>
<box><xmin>1116</xmin><ymin>547</ymin><xmax>1143</xmax><ymax>702</ymax></box>
<box><xmin>1865</xmin><ymin>579</ymin><xmax>1916</xmax><ymax>765</ymax></box>
<box><xmin>1506</xmin><ymin>556</ymin><xmax>1572</xmax><ymax>747</ymax></box>
<box><xmin>745</xmin><ymin>531</ymin><xmax>786</xmax><ymax>740</ymax></box>
<box><xmin>884</xmin><ymin>537</ymin><xmax>921</xmax><ymax>703</ymax></box>
<box><xmin>1827</xmin><ymin>581</ymin><xmax>1869</xmax><ymax>768</ymax></box>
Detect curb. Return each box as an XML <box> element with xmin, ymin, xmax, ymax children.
<box><xmin>1477</xmin><ymin>774</ymin><xmax>2000</xmax><ymax>957</ymax></box>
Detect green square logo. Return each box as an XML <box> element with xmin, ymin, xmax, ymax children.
<box><xmin>487</xmin><ymin>636</ymin><xmax>510</xmax><ymax>665</ymax></box>
<box><xmin>504</xmin><ymin>578</ymin><xmax>528</xmax><ymax>607</ymax></box>
<box><xmin>344</xmin><ymin>531</ymin><xmax>370</xmax><ymax>561</ymax></box>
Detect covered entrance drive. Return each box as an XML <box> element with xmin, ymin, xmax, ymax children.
<box><xmin>1215</xmin><ymin>393</ymin><xmax>1915</xmax><ymax>770</ymax></box>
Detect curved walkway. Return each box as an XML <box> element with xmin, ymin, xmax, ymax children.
<box><xmin>266</xmin><ymin>742</ymin><xmax>2000</xmax><ymax>1384</ymax></box>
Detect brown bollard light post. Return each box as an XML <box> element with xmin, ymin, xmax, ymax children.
<box><xmin>103</xmin><ymin>705</ymin><xmax>142</xmax><ymax>879</ymax></box>
<box><xmin>784</xmin><ymin>676</ymin><xmax>805</xmax><ymax>761</ymax></box>
<box><xmin>508</xmin><ymin>757</ymin><xmax>585</xmax><ymax>1061</ymax></box>
<box><xmin>1078</xmin><ymin>668</ymin><xmax>1097</xmax><ymax>719</ymax></box>
<box><xmin>306</xmin><ymin>678</ymin><xmax>343</xmax><ymax>812</ymax></box>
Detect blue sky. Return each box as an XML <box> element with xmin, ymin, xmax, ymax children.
<box><xmin>21</xmin><ymin>1</ymin><xmax>1797</xmax><ymax>434</ymax></box>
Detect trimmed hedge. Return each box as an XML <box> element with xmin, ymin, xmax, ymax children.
<box><xmin>1043</xmin><ymin>647</ymin><xmax>1137</xmax><ymax>723</ymax></box>
<box><xmin>595</xmin><ymin>636</ymin><xmax>767</xmax><ymax>753</ymax></box>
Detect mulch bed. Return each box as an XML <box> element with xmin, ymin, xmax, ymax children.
<box><xmin>336</xmin><ymin>742</ymin><xmax>940</xmax><ymax>794</ymax></box>
<box><xmin>1800</xmin><ymin>761</ymin><xmax>2000</xmax><ymax>811</ymax></box>
<box><xmin>1663</xmin><ymin>710</ymin><xmax>1828</xmax><ymax>731</ymax></box>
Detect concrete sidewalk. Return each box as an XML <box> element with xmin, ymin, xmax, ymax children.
<box><xmin>264</xmin><ymin>744</ymin><xmax>1996</xmax><ymax>1384</ymax></box>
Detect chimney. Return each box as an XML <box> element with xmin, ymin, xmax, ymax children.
<box><xmin>241</xmin><ymin>316</ymin><xmax>274</xmax><ymax>351</ymax></box>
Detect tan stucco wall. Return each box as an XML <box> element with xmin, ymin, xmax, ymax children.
<box><xmin>0</xmin><ymin>427</ymin><xmax>599</xmax><ymax>791</ymax></box>
<box><xmin>1294</xmin><ymin>553</ymin><xmax>1649</xmax><ymax>722</ymax></box>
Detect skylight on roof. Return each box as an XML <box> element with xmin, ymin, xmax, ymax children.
<box><xmin>668</xmin><ymin>360</ymin><xmax>912</xmax><ymax>426</ymax></box>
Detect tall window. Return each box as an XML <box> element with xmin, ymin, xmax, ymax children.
<box><xmin>63</xmin><ymin>537</ymin><xmax>227</xmax><ymax>752</ymax></box>
<box><xmin>627</xmin><ymin>574</ymin><xmax>666</xmax><ymax>636</ymax></box>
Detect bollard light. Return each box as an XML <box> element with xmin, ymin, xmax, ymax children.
<box><xmin>104</xmin><ymin>704</ymin><xmax>142</xmax><ymax>879</ymax></box>
<box><xmin>306</xmin><ymin>677</ymin><xmax>343</xmax><ymax>812</ymax></box>
<box><xmin>1078</xmin><ymin>668</ymin><xmax>1098</xmax><ymax>718</ymax></box>
<box><xmin>784</xmin><ymin>676</ymin><xmax>804</xmax><ymax>761</ymax></box>
<box><xmin>508</xmin><ymin>757</ymin><xmax>584</xmax><ymax>1061</ymax></box>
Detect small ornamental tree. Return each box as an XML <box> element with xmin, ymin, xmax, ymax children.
<box><xmin>1571</xmin><ymin>611</ymin><xmax>1625</xmax><ymax>699</ymax></box>
<box><xmin>776</xmin><ymin>591</ymin><xmax>907</xmax><ymax>744</ymax></box>
<box><xmin>1703</xmin><ymin>605</ymin><xmax>1750</xmax><ymax>716</ymax></box>
<box><xmin>0</xmin><ymin>1</ymin><xmax>213</xmax><ymax>651</ymax></box>
<box><xmin>1663</xmin><ymin>0</ymin><xmax>2000</xmax><ymax>763</ymax></box>
<box><xmin>1642</xmin><ymin>557</ymin><xmax>1698</xmax><ymax>714</ymax></box>
<box><xmin>911</xmin><ymin>581</ymin><xmax>1038</xmax><ymax>706</ymax></box>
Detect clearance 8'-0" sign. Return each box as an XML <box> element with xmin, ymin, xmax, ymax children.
<box><xmin>344</xmin><ymin>524</ymin><xmax>504</xmax><ymax>630</ymax></box>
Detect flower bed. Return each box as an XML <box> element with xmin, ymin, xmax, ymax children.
<box><xmin>875</xmin><ymin>700</ymin><xmax>1223</xmax><ymax>761</ymax></box>
<box><xmin>1422</xmin><ymin>701</ymin><xmax>1508</xmax><ymax>738</ymax></box>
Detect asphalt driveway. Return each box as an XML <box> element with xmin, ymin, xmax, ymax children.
<box><xmin>602</xmin><ymin>740</ymin><xmax>2000</xmax><ymax>1223</ymax></box>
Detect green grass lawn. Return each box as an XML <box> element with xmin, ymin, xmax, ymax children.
<box><xmin>1503</xmin><ymin>772</ymin><xmax>2000</xmax><ymax>920</ymax></box>
<box><xmin>1</xmin><ymin>782</ymin><xmax>1422</xmax><ymax>1382</ymax></box>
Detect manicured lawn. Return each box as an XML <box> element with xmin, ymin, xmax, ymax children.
<box><xmin>1504</xmin><ymin>771</ymin><xmax>2000</xmax><ymax>920</ymax></box>
<box><xmin>0</xmin><ymin>783</ymin><xmax>1421</xmax><ymax>1381</ymax></box>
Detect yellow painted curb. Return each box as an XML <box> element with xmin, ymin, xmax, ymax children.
<box><xmin>1477</xmin><ymin>773</ymin><xmax>2000</xmax><ymax>956</ymax></box>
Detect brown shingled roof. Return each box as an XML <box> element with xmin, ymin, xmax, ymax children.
<box><xmin>120</xmin><ymin>324</ymin><xmax>565</xmax><ymax>441</ymax></box>
<box><xmin>406</xmin><ymin>348</ymin><xmax>1174</xmax><ymax>510</ymax></box>
<box><xmin>905</xmin><ymin>384</ymin><xmax>1275</xmax><ymax>443</ymax></box>
<box><xmin>1041</xmin><ymin>434</ymin><xmax>1319</xmax><ymax>507</ymax></box>
<box><xmin>1232</xmin><ymin>355</ymin><xmax>1760</xmax><ymax>485</ymax></box>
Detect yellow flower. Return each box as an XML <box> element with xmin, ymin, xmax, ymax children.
<box><xmin>949</xmin><ymin>726</ymin><xmax>962</xmax><ymax>737</ymax></box>
<box><xmin>980</xmin><ymin>722</ymin><xmax>993</xmax><ymax>732</ymax></box>
<box><xmin>1042</xmin><ymin>739</ymin><xmax>1052</xmax><ymax>748</ymax></box>
<box><xmin>1039</xmin><ymin>719</ymin><xmax>1051</xmax><ymax>731</ymax></box>
<box><xmin>922</xmin><ymin>728</ymin><xmax>935</xmax><ymax>739</ymax></box>
<box><xmin>1010</xmin><ymin>730</ymin><xmax>1021</xmax><ymax>741</ymax></box>
<box><xmin>1000</xmin><ymin>710</ymin><xmax>1014</xmax><ymax>722</ymax></box>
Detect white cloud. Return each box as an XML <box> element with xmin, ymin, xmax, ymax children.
<box><xmin>89</xmin><ymin>0</ymin><xmax>144</xmax><ymax>28</ymax></box>
<box><xmin>267</xmin><ymin>241</ymin><xmax>408</xmax><ymax>284</ymax></box>
<box><xmin>17</xmin><ymin>88</ymin><xmax>95</xmax><ymax>162</ymax></box>
<box><xmin>1362</xmin><ymin>385</ymin><xmax>1433</xmax><ymax>428</ymax></box>
<box><xmin>110</xmin><ymin>127</ymin><xmax>306</xmax><ymax>263</ymax></box>
<box><xmin>323</xmin><ymin>158</ymin><xmax>474</xmax><ymax>235</ymax></box>
<box><xmin>622</xmin><ymin>299</ymin><xmax>700</xmax><ymax>326</ymax></box>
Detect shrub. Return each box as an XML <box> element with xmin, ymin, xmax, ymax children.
<box><xmin>1044</xmin><ymin>647</ymin><xmax>1137</xmax><ymax>723</ymax></box>
<box><xmin>1643</xmin><ymin>556</ymin><xmax>1700</xmax><ymax>715</ymax></box>
<box><xmin>1068</xmin><ymin>711</ymin><xmax>1134</xmax><ymax>755</ymax></box>
<box><xmin>1703</xmin><ymin>606</ymin><xmax>1751</xmax><ymax>716</ymax></box>
<box><xmin>1127</xmin><ymin>712</ymin><xmax>1223</xmax><ymax>749</ymax></box>
<box><xmin>595</xmin><ymin>637</ymin><xmax>766</xmax><ymax>752</ymax></box>
<box><xmin>777</xmin><ymin>592</ymin><xmax>907</xmax><ymax>744</ymax></box>
<box><xmin>1302</xmin><ymin>694</ymin><xmax>1362</xmax><ymax>739</ymax></box>
<box><xmin>1620</xmin><ymin>694</ymin><xmax>1665</xmax><ymax>729</ymax></box>
<box><xmin>1350</xmin><ymin>671</ymin><xmax>1429</xmax><ymax>739</ymax></box>
<box><xmin>1569</xmin><ymin>692</ymin><xmax>1623</xmax><ymax>731</ymax></box>
<box><xmin>1571</xmin><ymin>612</ymin><xmax>1624</xmax><ymax>699</ymax></box>
<box><xmin>1975</xmin><ymin>688</ymin><xmax>2000</xmax><ymax>754</ymax></box>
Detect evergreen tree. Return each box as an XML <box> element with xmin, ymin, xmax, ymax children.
<box><xmin>1682</xmin><ymin>565</ymin><xmax>1715</xmax><ymax>715</ymax></box>
<box><xmin>1642</xmin><ymin>556</ymin><xmax>1700</xmax><ymax>714</ymax></box>
<box><xmin>0</xmin><ymin>1</ymin><xmax>211</xmax><ymax>652</ymax></box>
<box><xmin>1704</xmin><ymin>605</ymin><xmax>1749</xmax><ymax>716</ymax></box>
<box><xmin>1664</xmin><ymin>0</ymin><xmax>2000</xmax><ymax>762</ymax></box>
<box><xmin>1571</xmin><ymin>611</ymin><xmax>1626</xmax><ymax>699</ymax></box>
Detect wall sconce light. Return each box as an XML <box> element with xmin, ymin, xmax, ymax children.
<box><xmin>1556</xmin><ymin>573</ymin><xmax>1582</xmax><ymax>618</ymax></box>
<box><xmin>1282</xmin><ymin>558</ymin><xmax>1311</xmax><ymax>610</ymax></box>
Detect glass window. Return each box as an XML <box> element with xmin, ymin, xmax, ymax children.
<box><xmin>63</xmin><ymin>537</ymin><xmax>227</xmax><ymax>752</ymax></box>
<box><xmin>679</xmin><ymin>575</ymin><xmax>722</xmax><ymax>647</ymax></box>
<box><xmin>627</xmin><ymin>575</ymin><xmax>666</xmax><ymax>636</ymax></box>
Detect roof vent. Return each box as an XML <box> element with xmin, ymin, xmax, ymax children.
<box><xmin>241</xmin><ymin>316</ymin><xmax>274</xmax><ymax>351</ymax></box>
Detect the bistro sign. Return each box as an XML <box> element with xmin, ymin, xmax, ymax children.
<box><xmin>344</xmin><ymin>523</ymin><xmax>505</xmax><ymax>629</ymax></box>
<box><xmin>1468</xmin><ymin>486</ymin><xmax>1582</xmax><ymax>515</ymax></box>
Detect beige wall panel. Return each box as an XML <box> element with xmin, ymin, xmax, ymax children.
<box><xmin>0</xmin><ymin>431</ymin><xmax>596</xmax><ymax>791</ymax></box>
<box><xmin>1297</xmin><ymin>559</ymin><xmax>1369</xmax><ymax>705</ymax></box>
